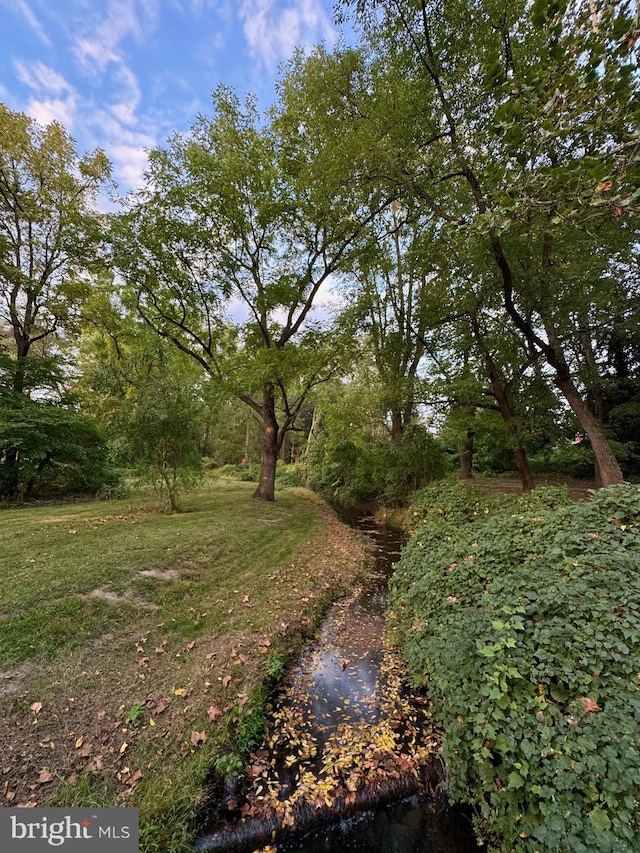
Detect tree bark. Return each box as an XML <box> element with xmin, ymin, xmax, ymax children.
<box><xmin>461</xmin><ymin>428</ymin><xmax>475</xmax><ymax>480</ymax></box>
<box><xmin>390</xmin><ymin>408</ymin><xmax>404</xmax><ymax>439</ymax></box>
<box><xmin>470</xmin><ymin>316</ymin><xmax>535</xmax><ymax>492</ymax></box>
<box><xmin>541</xmin><ymin>316</ymin><xmax>623</xmax><ymax>486</ymax></box>
<box><xmin>253</xmin><ymin>383</ymin><xmax>281</xmax><ymax>502</ymax></box>
<box><xmin>554</xmin><ymin>368</ymin><xmax>621</xmax><ymax>487</ymax></box>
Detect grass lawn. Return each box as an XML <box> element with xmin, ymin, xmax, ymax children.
<box><xmin>0</xmin><ymin>480</ymin><xmax>370</xmax><ymax>852</ymax></box>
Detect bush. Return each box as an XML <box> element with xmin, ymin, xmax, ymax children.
<box><xmin>305</xmin><ymin>424</ymin><xmax>447</xmax><ymax>507</ymax></box>
<box><xmin>389</xmin><ymin>484</ymin><xmax>640</xmax><ymax>852</ymax></box>
<box><xmin>0</xmin><ymin>395</ymin><xmax>116</xmax><ymax>499</ymax></box>
<box><xmin>404</xmin><ymin>478</ymin><xmax>568</xmax><ymax>533</ymax></box>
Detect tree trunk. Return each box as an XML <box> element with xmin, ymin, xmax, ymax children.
<box><xmin>253</xmin><ymin>383</ymin><xmax>281</xmax><ymax>502</ymax></box>
<box><xmin>554</xmin><ymin>368</ymin><xmax>622</xmax><ymax>487</ymax></box>
<box><xmin>491</xmin><ymin>230</ymin><xmax>623</xmax><ymax>488</ymax></box>
<box><xmin>470</xmin><ymin>317</ymin><xmax>534</xmax><ymax>492</ymax></box>
<box><xmin>2</xmin><ymin>449</ymin><xmax>21</xmax><ymax>498</ymax></box>
<box><xmin>511</xmin><ymin>445</ymin><xmax>535</xmax><ymax>493</ymax></box>
<box><xmin>390</xmin><ymin>408</ymin><xmax>404</xmax><ymax>440</ymax></box>
<box><xmin>488</xmin><ymin>369</ymin><xmax>534</xmax><ymax>492</ymax></box>
<box><xmin>460</xmin><ymin>428</ymin><xmax>475</xmax><ymax>480</ymax></box>
<box><xmin>541</xmin><ymin>317</ymin><xmax>623</xmax><ymax>486</ymax></box>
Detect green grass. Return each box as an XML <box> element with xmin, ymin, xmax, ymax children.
<box><xmin>0</xmin><ymin>479</ymin><xmax>367</xmax><ymax>853</ymax></box>
<box><xmin>0</xmin><ymin>481</ymin><xmax>317</xmax><ymax>666</ymax></box>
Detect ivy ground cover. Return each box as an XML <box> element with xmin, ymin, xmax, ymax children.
<box><xmin>389</xmin><ymin>481</ymin><xmax>640</xmax><ymax>852</ymax></box>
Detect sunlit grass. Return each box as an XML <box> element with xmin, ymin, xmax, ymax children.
<box><xmin>0</xmin><ymin>481</ymin><xmax>316</xmax><ymax>665</ymax></box>
<box><xmin>0</xmin><ymin>479</ymin><xmax>367</xmax><ymax>853</ymax></box>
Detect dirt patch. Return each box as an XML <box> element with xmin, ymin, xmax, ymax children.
<box><xmin>82</xmin><ymin>588</ymin><xmax>159</xmax><ymax>609</ymax></box>
<box><xmin>138</xmin><ymin>568</ymin><xmax>181</xmax><ymax>581</ymax></box>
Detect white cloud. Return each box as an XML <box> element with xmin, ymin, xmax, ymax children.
<box><xmin>0</xmin><ymin>0</ymin><xmax>51</xmax><ymax>45</ymax></box>
<box><xmin>108</xmin><ymin>64</ymin><xmax>142</xmax><ymax>127</ymax></box>
<box><xmin>73</xmin><ymin>0</ymin><xmax>158</xmax><ymax>74</ymax></box>
<box><xmin>13</xmin><ymin>60</ymin><xmax>78</xmax><ymax>128</ymax></box>
<box><xmin>240</xmin><ymin>0</ymin><xmax>334</xmax><ymax>71</ymax></box>
<box><xmin>109</xmin><ymin>142</ymin><xmax>151</xmax><ymax>189</ymax></box>
<box><xmin>86</xmin><ymin>109</ymin><xmax>156</xmax><ymax>190</ymax></box>
<box><xmin>24</xmin><ymin>97</ymin><xmax>77</xmax><ymax>129</ymax></box>
<box><xmin>14</xmin><ymin>60</ymin><xmax>74</xmax><ymax>96</ymax></box>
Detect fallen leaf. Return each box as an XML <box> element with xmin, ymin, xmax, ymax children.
<box><xmin>186</xmin><ymin>641</ymin><xmax>195</xmax><ymax>650</ymax></box>
<box><xmin>37</xmin><ymin>769</ymin><xmax>56</xmax><ymax>784</ymax></box>
<box><xmin>579</xmin><ymin>697</ymin><xmax>601</xmax><ymax>714</ymax></box>
<box><xmin>119</xmin><ymin>742</ymin><xmax>128</xmax><ymax>755</ymax></box>
<box><xmin>30</xmin><ymin>701</ymin><xmax>43</xmax><ymax>714</ymax></box>
<box><xmin>87</xmin><ymin>756</ymin><xmax>103</xmax><ymax>773</ymax></box>
<box><xmin>174</xmin><ymin>688</ymin><xmax>190</xmax><ymax>698</ymax></box>
<box><xmin>78</xmin><ymin>743</ymin><xmax>93</xmax><ymax>758</ymax></box>
<box><xmin>74</xmin><ymin>736</ymin><xmax>84</xmax><ymax>749</ymax></box>
<box><xmin>190</xmin><ymin>730</ymin><xmax>206</xmax><ymax>746</ymax></box>
<box><xmin>207</xmin><ymin>706</ymin><xmax>222</xmax><ymax>722</ymax></box>
<box><xmin>221</xmin><ymin>675</ymin><xmax>232</xmax><ymax>688</ymax></box>
<box><xmin>126</xmin><ymin>770</ymin><xmax>143</xmax><ymax>789</ymax></box>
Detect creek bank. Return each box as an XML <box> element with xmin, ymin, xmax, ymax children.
<box><xmin>195</xmin><ymin>508</ymin><xmax>482</xmax><ymax>852</ymax></box>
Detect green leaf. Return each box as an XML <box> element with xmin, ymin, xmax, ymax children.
<box><xmin>589</xmin><ymin>807</ymin><xmax>611</xmax><ymax>833</ymax></box>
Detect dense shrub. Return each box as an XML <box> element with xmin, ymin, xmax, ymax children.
<box><xmin>404</xmin><ymin>478</ymin><xmax>568</xmax><ymax>533</ymax></box>
<box><xmin>0</xmin><ymin>395</ymin><xmax>116</xmax><ymax>499</ymax></box>
<box><xmin>390</xmin><ymin>484</ymin><xmax>640</xmax><ymax>852</ymax></box>
<box><xmin>305</xmin><ymin>423</ymin><xmax>447</xmax><ymax>507</ymax></box>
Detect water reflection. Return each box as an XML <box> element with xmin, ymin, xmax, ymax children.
<box><xmin>195</xmin><ymin>516</ymin><xmax>483</xmax><ymax>853</ymax></box>
<box><xmin>279</xmin><ymin>797</ymin><xmax>479</xmax><ymax>853</ymax></box>
<box><xmin>291</xmin><ymin>597</ymin><xmax>386</xmax><ymax>751</ymax></box>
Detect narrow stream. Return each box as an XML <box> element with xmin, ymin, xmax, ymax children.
<box><xmin>196</xmin><ymin>514</ymin><xmax>482</xmax><ymax>853</ymax></box>
<box><xmin>274</xmin><ymin>515</ymin><xmax>481</xmax><ymax>853</ymax></box>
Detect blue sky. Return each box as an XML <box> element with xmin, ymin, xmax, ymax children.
<box><xmin>0</xmin><ymin>0</ymin><xmax>344</xmax><ymax>192</ymax></box>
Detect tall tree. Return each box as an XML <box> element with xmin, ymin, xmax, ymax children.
<box><xmin>0</xmin><ymin>104</ymin><xmax>111</xmax><ymax>496</ymax></box>
<box><xmin>113</xmin><ymin>66</ymin><xmax>390</xmax><ymax>501</ymax></box>
<box><xmin>346</xmin><ymin>202</ymin><xmax>436</xmax><ymax>438</ymax></box>
<box><xmin>337</xmin><ymin>0</ymin><xmax>639</xmax><ymax>485</ymax></box>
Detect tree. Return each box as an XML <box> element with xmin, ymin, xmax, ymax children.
<box><xmin>77</xmin><ymin>298</ymin><xmax>208</xmax><ymax>510</ymax></box>
<box><xmin>0</xmin><ymin>104</ymin><xmax>111</xmax><ymax>496</ymax></box>
<box><xmin>345</xmin><ymin>202</ymin><xmax>436</xmax><ymax>438</ymax></box>
<box><xmin>112</xmin><ymin>64</ymin><xmax>390</xmax><ymax>501</ymax></box>
<box><xmin>337</xmin><ymin>0</ymin><xmax>639</xmax><ymax>485</ymax></box>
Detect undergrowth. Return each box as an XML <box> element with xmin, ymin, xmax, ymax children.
<box><xmin>390</xmin><ymin>481</ymin><xmax>640</xmax><ymax>852</ymax></box>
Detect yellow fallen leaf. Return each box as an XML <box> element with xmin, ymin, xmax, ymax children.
<box><xmin>74</xmin><ymin>736</ymin><xmax>84</xmax><ymax>749</ymax></box>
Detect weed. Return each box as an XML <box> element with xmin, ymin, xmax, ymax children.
<box><xmin>123</xmin><ymin>700</ymin><xmax>146</xmax><ymax>728</ymax></box>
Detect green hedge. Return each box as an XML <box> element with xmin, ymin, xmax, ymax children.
<box><xmin>390</xmin><ymin>482</ymin><xmax>640</xmax><ymax>852</ymax></box>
